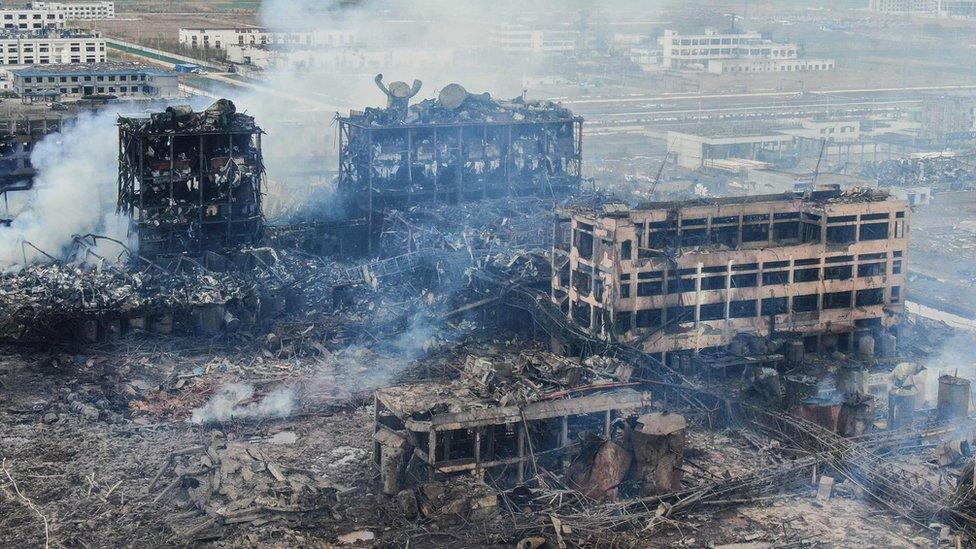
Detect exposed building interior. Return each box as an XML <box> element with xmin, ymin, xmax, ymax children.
<box><xmin>0</xmin><ymin>2</ymin><xmax>976</xmax><ymax>548</ymax></box>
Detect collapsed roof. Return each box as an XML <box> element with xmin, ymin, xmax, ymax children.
<box><xmin>343</xmin><ymin>79</ymin><xmax>576</xmax><ymax>127</ymax></box>
<box><xmin>117</xmin><ymin>99</ymin><xmax>259</xmax><ymax>135</ymax></box>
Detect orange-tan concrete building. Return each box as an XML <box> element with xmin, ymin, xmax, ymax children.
<box><xmin>552</xmin><ymin>187</ymin><xmax>908</xmax><ymax>363</ymax></box>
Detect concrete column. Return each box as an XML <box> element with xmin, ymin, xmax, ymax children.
<box><xmin>516</xmin><ymin>423</ymin><xmax>525</xmax><ymax>483</ymax></box>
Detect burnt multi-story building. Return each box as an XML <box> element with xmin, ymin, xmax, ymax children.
<box><xmin>337</xmin><ymin>78</ymin><xmax>583</xmax><ymax>250</ymax></box>
<box><xmin>552</xmin><ymin>186</ymin><xmax>908</xmax><ymax>364</ymax></box>
<box><xmin>0</xmin><ymin>113</ymin><xmax>64</xmax><ymax>199</ymax></box>
<box><xmin>117</xmin><ymin>99</ymin><xmax>265</xmax><ymax>258</ymax></box>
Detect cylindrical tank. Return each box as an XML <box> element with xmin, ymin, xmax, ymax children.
<box><xmin>888</xmin><ymin>386</ymin><xmax>917</xmax><ymax>429</ymax></box>
<box><xmin>787</xmin><ymin>340</ymin><xmax>805</xmax><ymax>363</ymax></box>
<box><xmin>857</xmin><ymin>332</ymin><xmax>876</xmax><ymax>361</ymax></box>
<box><xmin>878</xmin><ymin>332</ymin><xmax>897</xmax><ymax>359</ymax></box>
<box><xmin>937</xmin><ymin>375</ymin><xmax>971</xmax><ymax>421</ymax></box>
<box><xmin>840</xmin><ymin>395</ymin><xmax>874</xmax><ymax>437</ymax></box>
<box><xmin>784</xmin><ymin>374</ymin><xmax>819</xmax><ymax>410</ymax></box>
<box><xmin>797</xmin><ymin>396</ymin><xmax>842</xmax><ymax>433</ymax></box>
<box><xmin>837</xmin><ymin>364</ymin><xmax>866</xmax><ymax>396</ymax></box>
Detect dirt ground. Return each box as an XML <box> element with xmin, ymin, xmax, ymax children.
<box><xmin>0</xmin><ymin>329</ymin><xmax>953</xmax><ymax>548</ymax></box>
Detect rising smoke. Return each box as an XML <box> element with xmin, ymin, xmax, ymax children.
<box><xmin>190</xmin><ymin>383</ymin><xmax>297</xmax><ymax>424</ymax></box>
<box><xmin>0</xmin><ymin>110</ymin><xmax>124</xmax><ymax>268</ymax></box>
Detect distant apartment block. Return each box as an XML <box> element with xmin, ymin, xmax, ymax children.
<box><xmin>659</xmin><ymin>29</ymin><xmax>834</xmax><ymax>73</ymax></box>
<box><xmin>32</xmin><ymin>2</ymin><xmax>115</xmax><ymax>20</ymax></box>
<box><xmin>707</xmin><ymin>57</ymin><xmax>835</xmax><ymax>74</ymax></box>
<box><xmin>0</xmin><ymin>28</ymin><xmax>104</xmax><ymax>65</ymax></box>
<box><xmin>868</xmin><ymin>0</ymin><xmax>976</xmax><ymax>16</ymax></box>
<box><xmin>13</xmin><ymin>62</ymin><xmax>179</xmax><ymax>99</ymax></box>
<box><xmin>488</xmin><ymin>25</ymin><xmax>577</xmax><ymax>53</ymax></box>
<box><xmin>0</xmin><ymin>5</ymin><xmax>64</xmax><ymax>30</ymax></box>
<box><xmin>178</xmin><ymin>27</ymin><xmax>357</xmax><ymax>51</ymax></box>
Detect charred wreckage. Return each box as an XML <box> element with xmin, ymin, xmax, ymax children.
<box><xmin>2</xmin><ymin>78</ymin><xmax>976</xmax><ymax>548</ymax></box>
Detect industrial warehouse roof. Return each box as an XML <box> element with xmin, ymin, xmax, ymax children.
<box><xmin>12</xmin><ymin>62</ymin><xmax>176</xmax><ymax>78</ymax></box>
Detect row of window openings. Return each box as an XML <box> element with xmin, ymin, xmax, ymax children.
<box><xmin>576</xmin><ymin>219</ymin><xmax>903</xmax><ymax>260</ymax></box>
<box><xmin>608</xmin><ymin>261</ymin><xmax>901</xmax><ymax>298</ymax></box>
<box><xmin>16</xmin><ymin>47</ymin><xmax>101</xmax><ymax>53</ymax></box>
<box><xmin>4</xmin><ymin>57</ymin><xmax>98</xmax><ymax>65</ymax></box>
<box><xmin>1</xmin><ymin>14</ymin><xmax>60</xmax><ymax>20</ymax></box>
<box><xmin>571</xmin><ymin>259</ymin><xmax>902</xmax><ymax>299</ymax></box>
<box><xmin>23</xmin><ymin>85</ymin><xmax>143</xmax><ymax>94</ymax></box>
<box><xmin>610</xmin><ymin>288</ymin><xmax>899</xmax><ymax>332</ymax></box>
<box><xmin>727</xmin><ymin>63</ymin><xmax>834</xmax><ymax>72</ymax></box>
<box><xmin>23</xmin><ymin>72</ymin><xmax>136</xmax><ymax>84</ymax></box>
<box><xmin>7</xmin><ymin>45</ymin><xmax>101</xmax><ymax>51</ymax></box>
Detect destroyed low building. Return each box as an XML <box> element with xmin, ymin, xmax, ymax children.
<box><xmin>117</xmin><ymin>100</ymin><xmax>265</xmax><ymax>258</ymax></box>
<box><xmin>552</xmin><ymin>186</ymin><xmax>908</xmax><ymax>365</ymax></box>
<box><xmin>337</xmin><ymin>77</ymin><xmax>583</xmax><ymax>250</ymax></box>
<box><xmin>372</xmin><ymin>349</ymin><xmax>651</xmax><ymax>493</ymax></box>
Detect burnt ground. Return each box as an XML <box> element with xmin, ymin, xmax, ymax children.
<box><xmin>0</xmin><ymin>329</ymin><xmax>953</xmax><ymax>549</ymax></box>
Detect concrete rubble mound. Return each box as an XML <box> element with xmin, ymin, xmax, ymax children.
<box><xmin>152</xmin><ymin>435</ymin><xmax>337</xmax><ymax>540</ymax></box>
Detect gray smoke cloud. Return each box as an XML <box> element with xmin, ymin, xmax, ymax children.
<box><xmin>233</xmin><ymin>0</ymin><xmax>601</xmax><ymax>220</ymax></box>
<box><xmin>0</xmin><ymin>110</ymin><xmax>126</xmax><ymax>268</ymax></box>
<box><xmin>190</xmin><ymin>383</ymin><xmax>297</xmax><ymax>424</ymax></box>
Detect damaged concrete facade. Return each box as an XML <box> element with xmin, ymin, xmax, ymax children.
<box><xmin>117</xmin><ymin>100</ymin><xmax>265</xmax><ymax>257</ymax></box>
<box><xmin>552</xmin><ymin>187</ymin><xmax>908</xmax><ymax>362</ymax></box>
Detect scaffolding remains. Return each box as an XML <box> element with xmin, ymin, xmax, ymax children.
<box><xmin>117</xmin><ymin>99</ymin><xmax>265</xmax><ymax>258</ymax></box>
<box><xmin>337</xmin><ymin>78</ymin><xmax>583</xmax><ymax>250</ymax></box>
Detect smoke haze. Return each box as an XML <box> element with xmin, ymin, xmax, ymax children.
<box><xmin>0</xmin><ymin>110</ymin><xmax>123</xmax><ymax>268</ymax></box>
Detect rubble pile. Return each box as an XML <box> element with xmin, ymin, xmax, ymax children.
<box><xmin>380</xmin><ymin>196</ymin><xmax>557</xmax><ymax>256</ymax></box>
<box><xmin>861</xmin><ymin>157</ymin><xmax>976</xmax><ymax>191</ymax></box>
<box><xmin>399</xmin><ymin>478</ymin><xmax>498</xmax><ymax>526</ymax></box>
<box><xmin>0</xmin><ymin>246</ymin><xmax>323</xmax><ymax>341</ymax></box>
<box><xmin>355</xmin><ymin>92</ymin><xmax>575</xmax><ymax>127</ymax></box>
<box><xmin>117</xmin><ymin>99</ymin><xmax>257</xmax><ymax>135</ymax></box>
<box><xmin>155</xmin><ymin>437</ymin><xmax>337</xmax><ymax>540</ymax></box>
<box><xmin>459</xmin><ymin>346</ymin><xmax>633</xmax><ymax>404</ymax></box>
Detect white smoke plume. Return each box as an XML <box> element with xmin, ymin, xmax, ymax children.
<box><xmin>0</xmin><ymin>110</ymin><xmax>124</xmax><ymax>268</ymax></box>
<box><xmin>190</xmin><ymin>383</ymin><xmax>297</xmax><ymax>424</ymax></box>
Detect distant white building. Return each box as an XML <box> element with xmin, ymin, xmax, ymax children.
<box><xmin>12</xmin><ymin>62</ymin><xmax>179</xmax><ymax>99</ymax></box>
<box><xmin>659</xmin><ymin>29</ymin><xmax>796</xmax><ymax>69</ymax></box>
<box><xmin>31</xmin><ymin>2</ymin><xmax>115</xmax><ymax>20</ymax></box>
<box><xmin>489</xmin><ymin>25</ymin><xmax>576</xmax><ymax>53</ymax></box>
<box><xmin>629</xmin><ymin>47</ymin><xmax>662</xmax><ymax>72</ymax></box>
<box><xmin>0</xmin><ymin>28</ymin><xmax>104</xmax><ymax>66</ymax></box>
<box><xmin>0</xmin><ymin>5</ymin><xmax>64</xmax><ymax>30</ymax></box>
<box><xmin>179</xmin><ymin>27</ymin><xmax>357</xmax><ymax>51</ymax></box>
<box><xmin>707</xmin><ymin>57</ymin><xmax>835</xmax><ymax>74</ymax></box>
<box><xmin>784</xmin><ymin>118</ymin><xmax>861</xmax><ymax>142</ymax></box>
<box><xmin>659</xmin><ymin>29</ymin><xmax>834</xmax><ymax>73</ymax></box>
<box><xmin>868</xmin><ymin>0</ymin><xmax>976</xmax><ymax>16</ymax></box>
<box><xmin>225</xmin><ymin>44</ymin><xmax>454</xmax><ymax>72</ymax></box>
